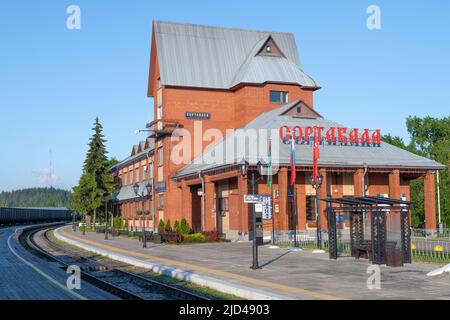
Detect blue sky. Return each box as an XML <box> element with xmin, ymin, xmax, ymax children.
<box><xmin>0</xmin><ymin>0</ymin><xmax>449</xmax><ymax>191</ymax></box>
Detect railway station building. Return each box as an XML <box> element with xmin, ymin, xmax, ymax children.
<box><xmin>111</xmin><ymin>21</ymin><xmax>444</xmax><ymax>239</ymax></box>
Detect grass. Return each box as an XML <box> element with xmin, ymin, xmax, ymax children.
<box><xmin>412</xmin><ymin>252</ymin><xmax>450</xmax><ymax>264</ymax></box>
<box><xmin>49</xmin><ymin>229</ymin><xmax>244</xmax><ymax>300</ymax></box>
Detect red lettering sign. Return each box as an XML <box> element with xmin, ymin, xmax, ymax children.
<box><xmin>293</xmin><ymin>126</ymin><xmax>303</xmax><ymax>142</ymax></box>
<box><xmin>279</xmin><ymin>125</ymin><xmax>291</xmax><ymax>142</ymax></box>
<box><xmin>338</xmin><ymin>128</ymin><xmax>347</xmax><ymax>143</ymax></box>
<box><xmin>279</xmin><ymin>126</ymin><xmax>381</xmax><ymax>146</ymax></box>
<box><xmin>326</xmin><ymin>127</ymin><xmax>336</xmax><ymax>142</ymax></box>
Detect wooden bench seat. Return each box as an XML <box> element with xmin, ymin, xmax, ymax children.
<box><xmin>355</xmin><ymin>240</ymin><xmax>398</xmax><ymax>261</ymax></box>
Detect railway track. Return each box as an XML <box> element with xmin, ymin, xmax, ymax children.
<box><xmin>21</xmin><ymin>224</ymin><xmax>208</xmax><ymax>300</ymax></box>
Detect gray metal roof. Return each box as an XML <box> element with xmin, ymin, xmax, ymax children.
<box><xmin>153</xmin><ymin>21</ymin><xmax>319</xmax><ymax>90</ymax></box>
<box><xmin>175</xmin><ymin>100</ymin><xmax>445</xmax><ymax>177</ymax></box>
<box><xmin>112</xmin><ymin>138</ymin><xmax>155</xmax><ymax>171</ymax></box>
<box><xmin>114</xmin><ymin>180</ymin><xmax>152</xmax><ymax>203</ymax></box>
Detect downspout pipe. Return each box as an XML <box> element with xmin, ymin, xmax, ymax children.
<box><xmin>362</xmin><ymin>162</ymin><xmax>369</xmax><ymax>231</ymax></box>
<box><xmin>362</xmin><ymin>162</ymin><xmax>368</xmax><ymax>196</ymax></box>
<box><xmin>199</xmin><ymin>172</ymin><xmax>205</xmax><ymax>231</ymax></box>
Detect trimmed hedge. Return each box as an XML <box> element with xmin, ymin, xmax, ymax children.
<box><xmin>182</xmin><ymin>233</ymin><xmax>209</xmax><ymax>243</ymax></box>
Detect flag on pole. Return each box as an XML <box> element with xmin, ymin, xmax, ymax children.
<box><xmin>313</xmin><ymin>127</ymin><xmax>320</xmax><ymax>182</ymax></box>
<box><xmin>290</xmin><ymin>134</ymin><xmax>296</xmax><ymax>186</ymax></box>
<box><xmin>267</xmin><ymin>139</ymin><xmax>273</xmax><ymax>187</ymax></box>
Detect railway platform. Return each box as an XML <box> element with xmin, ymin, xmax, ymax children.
<box><xmin>56</xmin><ymin>225</ymin><xmax>450</xmax><ymax>300</ymax></box>
<box><xmin>0</xmin><ymin>225</ymin><xmax>119</xmax><ymax>300</ymax></box>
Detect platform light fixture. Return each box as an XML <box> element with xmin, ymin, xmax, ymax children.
<box><xmin>133</xmin><ymin>182</ymin><xmax>151</xmax><ymax>248</ymax></box>
<box><xmin>145</xmin><ymin>182</ymin><xmax>152</xmax><ymax>196</ymax></box>
<box><xmin>239</xmin><ymin>159</ymin><xmax>249</xmax><ymax>177</ymax></box>
<box><xmin>310</xmin><ymin>174</ymin><xmax>323</xmax><ymax>188</ymax></box>
<box><xmin>257</xmin><ymin>159</ymin><xmax>267</xmax><ymax>176</ymax></box>
<box><xmin>133</xmin><ymin>182</ymin><xmax>140</xmax><ymax>196</ymax></box>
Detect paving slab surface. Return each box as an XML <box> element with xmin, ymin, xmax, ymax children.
<box><xmin>59</xmin><ymin>226</ymin><xmax>450</xmax><ymax>300</ymax></box>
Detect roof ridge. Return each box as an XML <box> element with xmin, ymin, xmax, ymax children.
<box><xmin>153</xmin><ymin>20</ymin><xmax>295</xmax><ymax>36</ymax></box>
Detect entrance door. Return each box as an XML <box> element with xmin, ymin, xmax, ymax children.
<box><xmin>191</xmin><ymin>186</ymin><xmax>202</xmax><ymax>232</ymax></box>
<box><xmin>217</xmin><ymin>197</ymin><xmax>230</xmax><ymax>236</ymax></box>
<box><xmin>306</xmin><ymin>196</ymin><xmax>316</xmax><ymax>228</ymax></box>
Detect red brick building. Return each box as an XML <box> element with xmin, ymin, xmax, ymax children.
<box><xmin>112</xmin><ymin>21</ymin><xmax>444</xmax><ymax>239</ymax></box>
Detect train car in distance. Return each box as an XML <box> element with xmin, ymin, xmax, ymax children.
<box><xmin>0</xmin><ymin>207</ymin><xmax>73</xmax><ymax>225</ymax></box>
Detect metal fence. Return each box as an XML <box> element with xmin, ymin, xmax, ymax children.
<box><xmin>273</xmin><ymin>230</ymin><xmax>351</xmax><ymax>255</ymax></box>
<box><xmin>273</xmin><ymin>228</ymin><xmax>450</xmax><ymax>263</ymax></box>
<box><xmin>411</xmin><ymin>228</ymin><xmax>450</xmax><ymax>262</ymax></box>
<box><xmin>412</xmin><ymin>227</ymin><xmax>450</xmax><ymax>238</ymax></box>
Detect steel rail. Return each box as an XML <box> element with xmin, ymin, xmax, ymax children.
<box><xmin>25</xmin><ymin>224</ymin><xmax>208</xmax><ymax>300</ymax></box>
<box><xmin>22</xmin><ymin>225</ymin><xmax>143</xmax><ymax>300</ymax></box>
<box><xmin>42</xmin><ymin>228</ymin><xmax>208</xmax><ymax>300</ymax></box>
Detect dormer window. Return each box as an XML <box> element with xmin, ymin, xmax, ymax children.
<box><xmin>281</xmin><ymin>101</ymin><xmax>324</xmax><ymax>118</ymax></box>
<box><xmin>257</xmin><ymin>36</ymin><xmax>285</xmax><ymax>58</ymax></box>
<box><xmin>270</xmin><ymin>91</ymin><xmax>289</xmax><ymax>104</ymax></box>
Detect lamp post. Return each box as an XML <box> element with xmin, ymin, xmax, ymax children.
<box><xmin>72</xmin><ymin>211</ymin><xmax>76</xmax><ymax>232</ymax></box>
<box><xmin>310</xmin><ymin>174</ymin><xmax>323</xmax><ymax>249</ymax></box>
<box><xmin>104</xmin><ymin>197</ymin><xmax>109</xmax><ymax>240</ymax></box>
<box><xmin>239</xmin><ymin>159</ymin><xmax>266</xmax><ymax>270</ymax></box>
<box><xmin>82</xmin><ymin>195</ymin><xmax>88</xmax><ymax>236</ymax></box>
<box><xmin>133</xmin><ymin>182</ymin><xmax>153</xmax><ymax>248</ymax></box>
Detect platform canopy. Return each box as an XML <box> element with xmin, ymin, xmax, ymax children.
<box><xmin>321</xmin><ymin>196</ymin><xmax>412</xmax><ymax>207</ymax></box>
<box><xmin>321</xmin><ymin>196</ymin><xmax>412</xmax><ymax>266</ymax></box>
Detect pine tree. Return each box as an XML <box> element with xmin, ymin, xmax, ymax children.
<box><xmin>73</xmin><ymin>171</ymin><xmax>100</xmax><ymax>229</ymax></box>
<box><xmin>81</xmin><ymin>117</ymin><xmax>110</xmax><ymax>229</ymax></box>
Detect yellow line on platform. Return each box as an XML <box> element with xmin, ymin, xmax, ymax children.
<box><xmin>60</xmin><ymin>228</ymin><xmax>345</xmax><ymax>300</ymax></box>
<box><xmin>7</xmin><ymin>231</ymin><xmax>87</xmax><ymax>300</ymax></box>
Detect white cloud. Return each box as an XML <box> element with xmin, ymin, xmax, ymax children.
<box><xmin>32</xmin><ymin>168</ymin><xmax>59</xmax><ymax>186</ymax></box>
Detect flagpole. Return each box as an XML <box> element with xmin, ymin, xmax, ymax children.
<box><xmin>293</xmin><ymin>185</ymin><xmax>298</xmax><ymax>247</ymax></box>
<box><xmin>267</xmin><ymin>138</ymin><xmax>276</xmax><ymax>245</ymax></box>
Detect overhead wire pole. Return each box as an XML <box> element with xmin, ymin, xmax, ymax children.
<box><xmin>49</xmin><ymin>148</ymin><xmax>53</xmax><ymax>188</ymax></box>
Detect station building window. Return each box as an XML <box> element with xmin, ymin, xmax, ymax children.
<box><xmin>158</xmin><ymin>194</ymin><xmax>164</xmax><ymax>209</ymax></box>
<box><xmin>270</xmin><ymin>91</ymin><xmax>289</xmax><ymax>104</ymax></box>
<box><xmin>158</xmin><ymin>147</ymin><xmax>163</xmax><ymax>166</ymax></box>
<box><xmin>128</xmin><ymin>170</ymin><xmax>133</xmax><ymax>185</ymax></box>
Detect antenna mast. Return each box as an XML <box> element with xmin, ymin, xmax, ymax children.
<box><xmin>49</xmin><ymin>148</ymin><xmax>53</xmax><ymax>188</ymax></box>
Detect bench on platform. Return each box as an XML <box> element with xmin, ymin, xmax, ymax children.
<box><xmin>161</xmin><ymin>231</ymin><xmax>182</xmax><ymax>244</ymax></box>
<box><xmin>355</xmin><ymin>240</ymin><xmax>401</xmax><ymax>266</ymax></box>
<box><xmin>138</xmin><ymin>231</ymin><xmax>153</xmax><ymax>243</ymax></box>
<box><xmin>95</xmin><ymin>227</ymin><xmax>106</xmax><ymax>234</ymax></box>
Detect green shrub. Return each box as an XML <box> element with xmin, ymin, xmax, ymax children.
<box><xmin>173</xmin><ymin>220</ymin><xmax>180</xmax><ymax>232</ymax></box>
<box><xmin>165</xmin><ymin>219</ymin><xmax>172</xmax><ymax>232</ymax></box>
<box><xmin>113</xmin><ymin>217</ymin><xmax>123</xmax><ymax>229</ymax></box>
<box><xmin>182</xmin><ymin>233</ymin><xmax>209</xmax><ymax>243</ymax></box>
<box><xmin>180</xmin><ymin>218</ymin><xmax>191</xmax><ymax>235</ymax></box>
<box><xmin>158</xmin><ymin>219</ymin><xmax>165</xmax><ymax>231</ymax></box>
